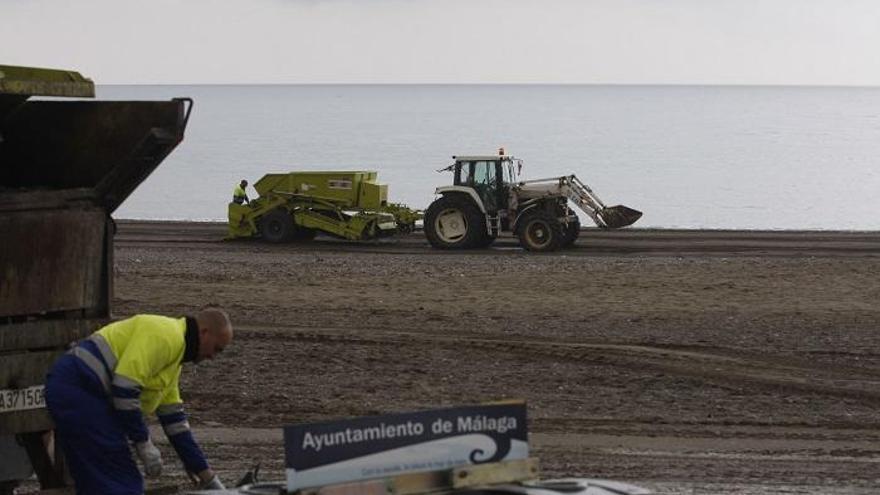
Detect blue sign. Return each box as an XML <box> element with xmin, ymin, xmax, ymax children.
<box><xmin>284</xmin><ymin>402</ymin><xmax>528</xmax><ymax>491</ymax></box>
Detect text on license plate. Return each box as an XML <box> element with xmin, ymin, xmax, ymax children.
<box><xmin>0</xmin><ymin>385</ymin><xmax>46</xmax><ymax>413</ymax></box>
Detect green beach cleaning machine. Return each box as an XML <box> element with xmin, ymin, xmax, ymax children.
<box><xmin>227</xmin><ymin>171</ymin><xmax>421</xmax><ymax>242</ymax></box>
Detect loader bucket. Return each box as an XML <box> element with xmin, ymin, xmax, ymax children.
<box><xmin>598</xmin><ymin>205</ymin><xmax>642</xmax><ymax>229</ymax></box>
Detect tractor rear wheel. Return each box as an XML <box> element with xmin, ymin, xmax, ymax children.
<box><xmin>259</xmin><ymin>209</ymin><xmax>295</xmax><ymax>243</ymax></box>
<box><xmin>517</xmin><ymin>211</ymin><xmax>564</xmax><ymax>252</ymax></box>
<box><xmin>424</xmin><ymin>195</ymin><xmax>486</xmax><ymax>249</ymax></box>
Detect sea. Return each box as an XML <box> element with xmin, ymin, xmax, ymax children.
<box><xmin>97</xmin><ymin>84</ymin><xmax>880</xmax><ymax>230</ymax></box>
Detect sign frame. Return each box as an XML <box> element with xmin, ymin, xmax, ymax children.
<box><xmin>284</xmin><ymin>402</ymin><xmax>528</xmax><ymax>492</ymax></box>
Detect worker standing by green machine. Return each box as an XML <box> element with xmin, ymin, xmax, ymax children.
<box><xmin>233</xmin><ymin>179</ymin><xmax>250</xmax><ymax>205</ymax></box>
<box><xmin>44</xmin><ymin>308</ymin><xmax>233</xmax><ymax>494</ymax></box>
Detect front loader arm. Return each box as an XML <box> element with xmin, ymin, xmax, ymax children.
<box><xmin>517</xmin><ymin>175</ymin><xmax>642</xmax><ymax>229</ymax></box>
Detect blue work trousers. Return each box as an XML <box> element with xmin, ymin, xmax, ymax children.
<box><xmin>45</xmin><ymin>353</ymin><xmax>144</xmax><ymax>495</ymax></box>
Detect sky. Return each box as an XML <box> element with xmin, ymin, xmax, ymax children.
<box><xmin>3</xmin><ymin>0</ymin><xmax>880</xmax><ymax>85</ymax></box>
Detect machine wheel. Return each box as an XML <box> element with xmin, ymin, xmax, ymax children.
<box><xmin>259</xmin><ymin>209</ymin><xmax>295</xmax><ymax>243</ymax></box>
<box><xmin>424</xmin><ymin>195</ymin><xmax>486</xmax><ymax>249</ymax></box>
<box><xmin>561</xmin><ymin>217</ymin><xmax>581</xmax><ymax>247</ymax></box>
<box><xmin>517</xmin><ymin>211</ymin><xmax>564</xmax><ymax>252</ymax></box>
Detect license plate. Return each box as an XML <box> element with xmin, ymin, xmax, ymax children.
<box><xmin>0</xmin><ymin>385</ymin><xmax>46</xmax><ymax>413</ymax></box>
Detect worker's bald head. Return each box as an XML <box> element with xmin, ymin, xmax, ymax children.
<box><xmin>195</xmin><ymin>307</ymin><xmax>233</xmax><ymax>363</ymax></box>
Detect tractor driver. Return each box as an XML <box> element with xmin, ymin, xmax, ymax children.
<box><xmin>233</xmin><ymin>179</ymin><xmax>250</xmax><ymax>204</ymax></box>
<box><xmin>45</xmin><ymin>308</ymin><xmax>234</xmax><ymax>494</ymax></box>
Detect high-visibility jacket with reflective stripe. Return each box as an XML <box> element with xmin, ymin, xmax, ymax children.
<box><xmin>86</xmin><ymin>315</ymin><xmax>209</xmax><ymax>473</ymax></box>
<box><xmin>97</xmin><ymin>314</ymin><xmax>186</xmax><ymax>414</ymax></box>
<box><xmin>233</xmin><ymin>184</ymin><xmax>247</xmax><ymax>201</ymax></box>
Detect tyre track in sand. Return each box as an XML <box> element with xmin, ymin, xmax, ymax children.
<box><xmin>239</xmin><ymin>326</ymin><xmax>880</xmax><ymax>405</ymax></box>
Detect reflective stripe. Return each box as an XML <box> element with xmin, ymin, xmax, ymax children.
<box><xmin>163</xmin><ymin>420</ymin><xmax>191</xmax><ymax>436</ymax></box>
<box><xmin>112</xmin><ymin>374</ymin><xmax>142</xmax><ymax>393</ymax></box>
<box><xmin>157</xmin><ymin>403</ymin><xmax>185</xmax><ymax>415</ymax></box>
<box><xmin>113</xmin><ymin>397</ymin><xmax>141</xmax><ymax>411</ymax></box>
<box><xmin>88</xmin><ymin>334</ymin><xmax>117</xmax><ymax>371</ymax></box>
<box><xmin>70</xmin><ymin>346</ymin><xmax>111</xmax><ymax>394</ymax></box>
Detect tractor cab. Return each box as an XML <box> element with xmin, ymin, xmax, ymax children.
<box><xmin>449</xmin><ymin>153</ymin><xmax>520</xmax><ymax>215</ymax></box>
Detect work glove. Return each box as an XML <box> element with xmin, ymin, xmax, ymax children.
<box><xmin>199</xmin><ymin>475</ymin><xmax>225</xmax><ymax>490</ymax></box>
<box><xmin>135</xmin><ymin>439</ymin><xmax>163</xmax><ymax>477</ymax></box>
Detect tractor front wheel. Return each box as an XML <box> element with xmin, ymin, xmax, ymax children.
<box><xmin>424</xmin><ymin>195</ymin><xmax>486</xmax><ymax>249</ymax></box>
<box><xmin>517</xmin><ymin>211</ymin><xmax>564</xmax><ymax>252</ymax></box>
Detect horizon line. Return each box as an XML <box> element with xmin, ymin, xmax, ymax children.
<box><xmin>96</xmin><ymin>82</ymin><xmax>880</xmax><ymax>89</ymax></box>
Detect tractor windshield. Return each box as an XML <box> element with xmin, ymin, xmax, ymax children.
<box><xmin>503</xmin><ymin>159</ymin><xmax>519</xmax><ymax>185</ymax></box>
<box><xmin>473</xmin><ymin>161</ymin><xmax>495</xmax><ymax>187</ymax></box>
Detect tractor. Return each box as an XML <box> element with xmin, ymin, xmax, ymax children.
<box><xmin>423</xmin><ymin>151</ymin><xmax>642</xmax><ymax>252</ymax></box>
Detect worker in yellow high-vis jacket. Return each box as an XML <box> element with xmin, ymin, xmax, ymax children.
<box><xmin>45</xmin><ymin>308</ymin><xmax>234</xmax><ymax>495</ymax></box>
<box><xmin>233</xmin><ymin>179</ymin><xmax>250</xmax><ymax>205</ymax></box>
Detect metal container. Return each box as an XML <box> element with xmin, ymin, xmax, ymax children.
<box><xmin>0</xmin><ymin>64</ymin><xmax>191</xmax><ymax>487</ymax></box>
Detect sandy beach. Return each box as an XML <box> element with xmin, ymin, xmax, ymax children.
<box><xmin>110</xmin><ymin>221</ymin><xmax>880</xmax><ymax>494</ymax></box>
